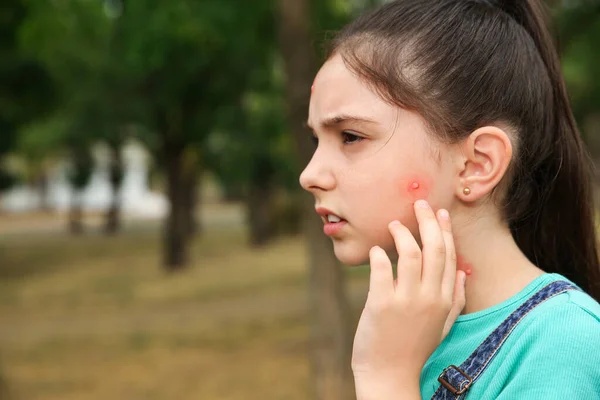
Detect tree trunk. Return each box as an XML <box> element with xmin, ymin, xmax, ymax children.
<box><xmin>246</xmin><ymin>182</ymin><xmax>274</xmax><ymax>247</ymax></box>
<box><xmin>69</xmin><ymin>192</ymin><xmax>84</xmax><ymax>235</ymax></box>
<box><xmin>67</xmin><ymin>145</ymin><xmax>93</xmax><ymax>235</ymax></box>
<box><xmin>36</xmin><ymin>170</ymin><xmax>51</xmax><ymax>212</ymax></box>
<box><xmin>183</xmin><ymin>159</ymin><xmax>201</xmax><ymax>238</ymax></box>
<box><xmin>105</xmin><ymin>142</ymin><xmax>124</xmax><ymax>235</ymax></box>
<box><xmin>277</xmin><ymin>1</ymin><xmax>355</xmax><ymax>399</ymax></box>
<box><xmin>163</xmin><ymin>147</ymin><xmax>189</xmax><ymax>270</ymax></box>
<box><xmin>247</xmin><ymin>155</ymin><xmax>276</xmax><ymax>247</ymax></box>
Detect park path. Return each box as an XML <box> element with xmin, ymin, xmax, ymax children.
<box><xmin>0</xmin><ymin>278</ymin><xmax>368</xmax><ymax>345</ymax></box>
<box><xmin>0</xmin><ymin>203</ymin><xmax>244</xmax><ymax>237</ymax></box>
<box><xmin>0</xmin><ymin>203</ymin><xmax>368</xmax><ymax>345</ymax></box>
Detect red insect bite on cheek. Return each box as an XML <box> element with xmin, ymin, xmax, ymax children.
<box><xmin>395</xmin><ymin>174</ymin><xmax>434</xmax><ymax>229</ymax></box>
<box><xmin>403</xmin><ymin>175</ymin><xmax>432</xmax><ymax>200</ymax></box>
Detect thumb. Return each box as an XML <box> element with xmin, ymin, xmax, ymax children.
<box><xmin>442</xmin><ymin>271</ymin><xmax>467</xmax><ymax>339</ymax></box>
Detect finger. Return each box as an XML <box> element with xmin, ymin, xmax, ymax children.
<box><xmin>367</xmin><ymin>246</ymin><xmax>395</xmax><ymax>304</ymax></box>
<box><xmin>437</xmin><ymin>208</ymin><xmax>457</xmax><ymax>300</ymax></box>
<box><xmin>414</xmin><ymin>200</ymin><xmax>446</xmax><ymax>288</ymax></box>
<box><xmin>388</xmin><ymin>220</ymin><xmax>421</xmax><ymax>294</ymax></box>
<box><xmin>442</xmin><ymin>271</ymin><xmax>467</xmax><ymax>339</ymax></box>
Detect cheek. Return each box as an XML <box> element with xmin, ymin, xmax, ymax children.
<box><xmin>339</xmin><ymin>161</ymin><xmax>435</xmax><ymax>225</ymax></box>
<box><xmin>343</xmin><ymin>171</ymin><xmax>434</xmax><ymax>215</ymax></box>
<box><xmin>400</xmin><ymin>174</ymin><xmax>433</xmax><ymax>202</ymax></box>
<box><xmin>393</xmin><ymin>174</ymin><xmax>435</xmax><ymax>237</ymax></box>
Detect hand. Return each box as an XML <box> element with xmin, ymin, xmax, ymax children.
<box><xmin>352</xmin><ymin>200</ymin><xmax>467</xmax><ymax>393</ymax></box>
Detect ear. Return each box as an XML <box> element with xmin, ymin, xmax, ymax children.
<box><xmin>455</xmin><ymin>126</ymin><xmax>513</xmax><ymax>202</ymax></box>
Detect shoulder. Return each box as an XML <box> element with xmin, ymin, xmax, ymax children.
<box><xmin>494</xmin><ymin>289</ymin><xmax>600</xmax><ymax>398</ymax></box>
<box><xmin>512</xmin><ymin>288</ymin><xmax>600</xmax><ymax>352</ymax></box>
<box><xmin>519</xmin><ymin>288</ymin><xmax>600</xmax><ymax>337</ymax></box>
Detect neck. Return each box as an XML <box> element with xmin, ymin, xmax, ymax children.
<box><xmin>451</xmin><ymin>208</ymin><xmax>545</xmax><ymax>314</ymax></box>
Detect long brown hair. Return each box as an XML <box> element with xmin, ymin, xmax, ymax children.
<box><xmin>330</xmin><ymin>0</ymin><xmax>600</xmax><ymax>300</ymax></box>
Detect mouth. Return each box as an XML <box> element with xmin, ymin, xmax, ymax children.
<box><xmin>315</xmin><ymin>207</ymin><xmax>348</xmax><ymax>236</ymax></box>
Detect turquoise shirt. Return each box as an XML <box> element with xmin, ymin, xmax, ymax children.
<box><xmin>420</xmin><ymin>273</ymin><xmax>600</xmax><ymax>399</ymax></box>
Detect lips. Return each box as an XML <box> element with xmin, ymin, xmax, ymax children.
<box><xmin>315</xmin><ymin>207</ymin><xmax>345</xmax><ymax>222</ymax></box>
<box><xmin>315</xmin><ymin>207</ymin><xmax>347</xmax><ymax>236</ymax></box>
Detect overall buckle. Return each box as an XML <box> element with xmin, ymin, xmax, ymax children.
<box><xmin>437</xmin><ymin>365</ymin><xmax>473</xmax><ymax>396</ymax></box>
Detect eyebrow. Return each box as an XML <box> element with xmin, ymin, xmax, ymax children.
<box><xmin>305</xmin><ymin>114</ymin><xmax>377</xmax><ymax>130</ymax></box>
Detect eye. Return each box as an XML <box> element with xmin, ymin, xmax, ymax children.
<box><xmin>342</xmin><ymin>131</ymin><xmax>364</xmax><ymax>144</ymax></box>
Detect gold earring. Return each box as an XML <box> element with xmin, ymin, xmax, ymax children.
<box><xmin>463</xmin><ymin>187</ymin><xmax>471</xmax><ymax>196</ymax></box>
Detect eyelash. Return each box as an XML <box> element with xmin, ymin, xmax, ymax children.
<box><xmin>342</xmin><ymin>131</ymin><xmax>363</xmax><ymax>145</ymax></box>
<box><xmin>311</xmin><ymin>131</ymin><xmax>364</xmax><ymax>146</ymax></box>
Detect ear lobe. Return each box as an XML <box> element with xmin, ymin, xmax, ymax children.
<box><xmin>457</xmin><ymin>126</ymin><xmax>513</xmax><ymax>201</ymax></box>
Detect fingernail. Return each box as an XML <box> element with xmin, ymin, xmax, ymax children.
<box><xmin>390</xmin><ymin>220</ymin><xmax>401</xmax><ymax>226</ymax></box>
<box><xmin>462</xmin><ymin>274</ymin><xmax>467</xmax><ymax>285</ymax></box>
<box><xmin>439</xmin><ymin>209</ymin><xmax>450</xmax><ymax>220</ymax></box>
<box><xmin>415</xmin><ymin>200</ymin><xmax>429</xmax><ymax>209</ymax></box>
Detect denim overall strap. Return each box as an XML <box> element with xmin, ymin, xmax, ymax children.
<box><xmin>432</xmin><ymin>280</ymin><xmax>579</xmax><ymax>399</ymax></box>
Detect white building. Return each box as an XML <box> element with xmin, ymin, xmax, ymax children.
<box><xmin>1</xmin><ymin>140</ymin><xmax>167</xmax><ymax>218</ymax></box>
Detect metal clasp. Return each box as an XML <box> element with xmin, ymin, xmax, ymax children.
<box><xmin>437</xmin><ymin>365</ymin><xmax>473</xmax><ymax>396</ymax></box>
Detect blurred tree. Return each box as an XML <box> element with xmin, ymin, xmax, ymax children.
<box><xmin>66</xmin><ymin>141</ymin><xmax>94</xmax><ymax>235</ymax></box>
<box><xmin>16</xmin><ymin>114</ymin><xmax>69</xmax><ymax>210</ymax></box>
<box><xmin>208</xmin><ymin>76</ymin><xmax>293</xmax><ymax>246</ymax></box>
<box><xmin>64</xmin><ymin>87</ymin><xmax>122</xmax><ymax>234</ymax></box>
<box><xmin>0</xmin><ymin>0</ymin><xmax>56</xmax><ymax>192</ymax></box>
<box><xmin>100</xmin><ymin>7</ymin><xmax>128</xmax><ymax>235</ymax></box>
<box><xmin>19</xmin><ymin>0</ymin><xmax>115</xmax><ymax>231</ymax></box>
<box><xmin>277</xmin><ymin>0</ymin><xmax>356</xmax><ymax>399</ymax></box>
<box><xmin>555</xmin><ymin>1</ymin><xmax>600</xmax><ymax>161</ymax></box>
<box><xmin>117</xmin><ymin>0</ymin><xmax>277</xmax><ymax>268</ymax></box>
<box><xmin>17</xmin><ymin>0</ymin><xmax>286</xmax><ymax>261</ymax></box>
<box><xmin>105</xmin><ymin>137</ymin><xmax>125</xmax><ymax>234</ymax></box>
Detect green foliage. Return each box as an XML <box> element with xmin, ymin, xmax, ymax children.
<box><xmin>0</xmin><ymin>0</ymin><xmax>56</xmax><ymax>190</ymax></box>
<box><xmin>67</xmin><ymin>145</ymin><xmax>94</xmax><ymax>191</ymax></box>
<box><xmin>2</xmin><ymin>0</ymin><xmax>599</xmax><ymax>198</ymax></box>
<box><xmin>17</xmin><ymin>114</ymin><xmax>69</xmax><ymax>160</ymax></box>
<box><xmin>557</xmin><ymin>2</ymin><xmax>600</xmax><ymax>121</ymax></box>
<box><xmin>114</xmin><ymin>0</ymin><xmax>277</xmax><ymax>148</ymax></box>
<box><xmin>0</xmin><ymin>168</ymin><xmax>18</xmax><ymax>191</ymax></box>
<box><xmin>19</xmin><ymin>0</ymin><xmax>112</xmax><ymax>81</ymax></box>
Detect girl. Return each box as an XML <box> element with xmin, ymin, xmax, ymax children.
<box><xmin>300</xmin><ymin>0</ymin><xmax>600</xmax><ymax>398</ymax></box>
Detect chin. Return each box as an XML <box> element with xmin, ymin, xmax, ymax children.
<box><xmin>332</xmin><ymin>241</ymin><xmax>370</xmax><ymax>266</ymax></box>
<box><xmin>332</xmin><ymin>237</ymin><xmax>400</xmax><ymax>267</ymax></box>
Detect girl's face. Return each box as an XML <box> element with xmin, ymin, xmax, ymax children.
<box><xmin>301</xmin><ymin>54</ymin><xmax>457</xmax><ymax>265</ymax></box>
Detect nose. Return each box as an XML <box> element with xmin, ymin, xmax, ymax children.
<box><xmin>299</xmin><ymin>147</ymin><xmax>336</xmax><ymax>194</ymax></box>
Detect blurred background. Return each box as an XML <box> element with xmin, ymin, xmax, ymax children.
<box><xmin>0</xmin><ymin>0</ymin><xmax>598</xmax><ymax>399</ymax></box>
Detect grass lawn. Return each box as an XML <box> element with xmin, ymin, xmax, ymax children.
<box><xmin>0</xmin><ymin>205</ymin><xmax>369</xmax><ymax>400</ymax></box>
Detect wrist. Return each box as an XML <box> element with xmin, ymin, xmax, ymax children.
<box><xmin>353</xmin><ymin>370</ymin><xmax>421</xmax><ymax>400</ymax></box>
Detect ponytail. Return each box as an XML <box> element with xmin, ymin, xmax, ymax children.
<box><xmin>497</xmin><ymin>0</ymin><xmax>600</xmax><ymax>300</ymax></box>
